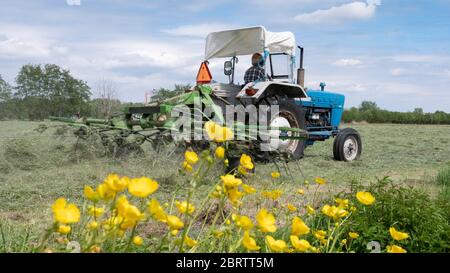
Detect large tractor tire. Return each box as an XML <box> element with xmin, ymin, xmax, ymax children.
<box><xmin>266</xmin><ymin>99</ymin><xmax>307</xmax><ymax>160</ymax></box>
<box><xmin>333</xmin><ymin>128</ymin><xmax>362</xmax><ymax>161</ymax></box>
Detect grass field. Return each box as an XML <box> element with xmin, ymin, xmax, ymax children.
<box><xmin>0</xmin><ymin>121</ymin><xmax>449</xmax><ymax>251</ymax></box>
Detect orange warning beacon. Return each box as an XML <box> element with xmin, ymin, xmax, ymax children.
<box><xmin>196</xmin><ymin>61</ymin><xmax>212</xmax><ymax>85</ymax></box>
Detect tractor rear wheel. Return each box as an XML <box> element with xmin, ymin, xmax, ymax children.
<box><xmin>266</xmin><ymin>99</ymin><xmax>307</xmax><ymax>160</ymax></box>
<box><xmin>333</xmin><ymin>128</ymin><xmax>362</xmax><ymax>161</ymax></box>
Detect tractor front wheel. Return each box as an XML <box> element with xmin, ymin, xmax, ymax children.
<box><xmin>333</xmin><ymin>128</ymin><xmax>362</xmax><ymax>161</ymax></box>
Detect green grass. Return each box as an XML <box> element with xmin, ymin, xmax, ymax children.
<box><xmin>0</xmin><ymin>121</ymin><xmax>449</xmax><ymax>251</ymax></box>
<box><xmin>436</xmin><ymin>165</ymin><xmax>450</xmax><ymax>187</ymax></box>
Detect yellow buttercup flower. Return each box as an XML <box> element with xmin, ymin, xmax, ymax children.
<box><xmin>286</xmin><ymin>203</ymin><xmax>297</xmax><ymax>212</ymax></box>
<box><xmin>290</xmin><ymin>235</ymin><xmax>311</xmax><ymax>252</ymax></box>
<box><xmin>84</xmin><ymin>186</ymin><xmax>99</xmax><ymax>201</ymax></box>
<box><xmin>242</xmin><ymin>184</ymin><xmax>256</xmax><ymax>194</ymax></box>
<box><xmin>211</xmin><ymin>189</ymin><xmax>222</xmax><ymax>198</ymax></box>
<box><xmin>57</xmin><ymin>225</ymin><xmax>71</xmax><ymax>234</ymax></box>
<box><xmin>205</xmin><ymin>121</ymin><xmax>219</xmax><ymax>141</ymax></box>
<box><xmin>166</xmin><ymin>215</ymin><xmax>184</xmax><ymax>232</ymax></box>
<box><xmin>387</xmin><ymin>245</ymin><xmax>407</xmax><ymax>253</ymax></box>
<box><xmin>176</xmin><ymin>201</ymin><xmax>195</xmax><ymax>215</ymax></box>
<box><xmin>356</xmin><ymin>191</ymin><xmax>375</xmax><ymax>205</ymax></box>
<box><xmin>133</xmin><ymin>236</ymin><xmax>143</xmax><ymax>246</ymax></box>
<box><xmin>221</xmin><ymin>174</ymin><xmax>242</xmax><ymax>187</ymax></box>
<box><xmin>103</xmin><ymin>215</ymin><xmax>123</xmax><ymax>229</ymax></box>
<box><xmin>88</xmin><ymin>206</ymin><xmax>105</xmax><ymax>218</ymax></box>
<box><xmin>115</xmin><ymin>196</ymin><xmax>143</xmax><ymax>223</ymax></box>
<box><xmin>389</xmin><ymin>227</ymin><xmax>409</xmax><ymax>241</ymax></box>
<box><xmin>182</xmin><ymin>161</ymin><xmax>193</xmax><ymax>172</ymax></box>
<box><xmin>242</xmin><ymin>231</ymin><xmax>260</xmax><ymax>251</ymax></box>
<box><xmin>97</xmin><ymin>183</ymin><xmax>116</xmax><ymax>200</ymax></box>
<box><xmin>204</xmin><ymin>121</ymin><xmax>234</xmax><ymax>142</ymax></box>
<box><xmin>335</xmin><ymin>198</ymin><xmax>349</xmax><ymax>208</ymax></box>
<box><xmin>314</xmin><ymin>177</ymin><xmax>327</xmax><ymax>185</ymax></box>
<box><xmin>314</xmin><ymin>230</ymin><xmax>327</xmax><ymax>240</ymax></box>
<box><xmin>184</xmin><ymin>235</ymin><xmax>198</xmax><ymax>248</ymax></box>
<box><xmin>349</xmin><ymin>232</ymin><xmax>359</xmax><ymax>239</ymax></box>
<box><xmin>265</xmin><ymin>236</ymin><xmax>286</xmax><ymax>253</ymax></box>
<box><xmin>234</xmin><ymin>215</ymin><xmax>254</xmax><ymax>230</ymax></box>
<box><xmin>215</xmin><ymin>146</ymin><xmax>225</xmax><ymax>159</ymax></box>
<box><xmin>225</xmin><ymin>187</ymin><xmax>243</xmax><ymax>205</ymax></box>
<box><xmin>306</xmin><ymin>205</ymin><xmax>315</xmax><ymax>215</ymax></box>
<box><xmin>256</xmin><ymin>208</ymin><xmax>277</xmax><ymax>233</ymax></box>
<box><xmin>128</xmin><ymin>177</ymin><xmax>159</xmax><ymax>198</ymax></box>
<box><xmin>52</xmin><ymin>198</ymin><xmax>80</xmax><ymax>224</ymax></box>
<box><xmin>104</xmin><ymin>174</ymin><xmax>129</xmax><ymax>192</ymax></box>
<box><xmin>123</xmin><ymin>204</ymin><xmax>144</xmax><ymax>222</ymax></box>
<box><xmin>322</xmin><ymin>204</ymin><xmax>349</xmax><ymax>220</ymax></box>
<box><xmin>184</xmin><ymin>150</ymin><xmax>199</xmax><ymax>165</ymax></box>
<box><xmin>87</xmin><ymin>221</ymin><xmax>99</xmax><ymax>230</ymax></box>
<box><xmin>291</xmin><ymin>217</ymin><xmax>310</xmax><ymax>236</ymax></box>
<box><xmin>148</xmin><ymin>199</ymin><xmax>167</xmax><ymax>222</ymax></box>
<box><xmin>297</xmin><ymin>188</ymin><xmax>305</xmax><ymax>195</ymax></box>
<box><xmin>271</xmin><ymin>172</ymin><xmax>281</xmax><ymax>179</ymax></box>
<box><xmin>261</xmin><ymin>190</ymin><xmax>283</xmax><ymax>201</ymax></box>
<box><xmin>239</xmin><ymin>165</ymin><xmax>250</xmax><ymax>175</ymax></box>
<box><xmin>216</xmin><ymin>126</ymin><xmax>234</xmax><ymax>142</ymax></box>
<box><xmin>240</xmin><ymin>154</ymin><xmax>254</xmax><ymax>170</ymax></box>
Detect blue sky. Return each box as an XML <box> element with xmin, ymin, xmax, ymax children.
<box><xmin>0</xmin><ymin>0</ymin><xmax>449</xmax><ymax>112</ymax></box>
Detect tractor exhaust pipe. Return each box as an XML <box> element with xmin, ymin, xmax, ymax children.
<box><xmin>297</xmin><ymin>46</ymin><xmax>305</xmax><ymax>88</ymax></box>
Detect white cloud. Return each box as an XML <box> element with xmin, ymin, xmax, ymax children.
<box><xmin>294</xmin><ymin>0</ymin><xmax>381</xmax><ymax>24</ymax></box>
<box><xmin>0</xmin><ymin>36</ymin><xmax>51</xmax><ymax>58</ymax></box>
<box><xmin>0</xmin><ymin>24</ymin><xmax>67</xmax><ymax>59</ymax></box>
<box><xmin>66</xmin><ymin>0</ymin><xmax>81</xmax><ymax>6</ymax></box>
<box><xmin>389</xmin><ymin>54</ymin><xmax>450</xmax><ymax>63</ymax></box>
<box><xmin>332</xmin><ymin>58</ymin><xmax>362</xmax><ymax>66</ymax></box>
<box><xmin>98</xmin><ymin>40</ymin><xmax>202</xmax><ymax>69</ymax></box>
<box><xmin>389</xmin><ymin>67</ymin><xmax>416</xmax><ymax>76</ymax></box>
<box><xmin>162</xmin><ymin>23</ymin><xmax>238</xmax><ymax>38</ymax></box>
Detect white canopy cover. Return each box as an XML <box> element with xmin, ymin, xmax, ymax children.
<box><xmin>204</xmin><ymin>26</ymin><xmax>296</xmax><ymax>60</ymax></box>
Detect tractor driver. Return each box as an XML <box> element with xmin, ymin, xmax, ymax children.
<box><xmin>244</xmin><ymin>53</ymin><xmax>266</xmax><ymax>84</ymax></box>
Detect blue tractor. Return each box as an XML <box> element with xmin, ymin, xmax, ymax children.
<box><xmin>203</xmin><ymin>26</ymin><xmax>362</xmax><ymax>162</ymax></box>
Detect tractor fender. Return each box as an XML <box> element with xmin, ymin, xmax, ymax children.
<box><xmin>236</xmin><ymin>81</ymin><xmax>308</xmax><ymax>102</ymax></box>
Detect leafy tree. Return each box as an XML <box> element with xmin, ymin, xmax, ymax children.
<box><xmin>359</xmin><ymin>101</ymin><xmax>379</xmax><ymax>112</ymax></box>
<box><xmin>0</xmin><ymin>74</ymin><xmax>12</xmax><ymax>102</ymax></box>
<box><xmin>14</xmin><ymin>64</ymin><xmax>91</xmax><ymax>119</ymax></box>
<box><xmin>150</xmin><ymin>84</ymin><xmax>191</xmax><ymax>102</ymax></box>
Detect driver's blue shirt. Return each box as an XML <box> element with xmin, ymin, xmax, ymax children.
<box><xmin>244</xmin><ymin>66</ymin><xmax>265</xmax><ymax>84</ymax></box>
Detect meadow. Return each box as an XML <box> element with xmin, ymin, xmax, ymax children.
<box><xmin>0</xmin><ymin>121</ymin><xmax>449</xmax><ymax>252</ymax></box>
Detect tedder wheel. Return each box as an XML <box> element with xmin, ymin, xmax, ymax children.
<box><xmin>266</xmin><ymin>99</ymin><xmax>307</xmax><ymax>160</ymax></box>
<box><xmin>333</xmin><ymin>128</ymin><xmax>362</xmax><ymax>161</ymax></box>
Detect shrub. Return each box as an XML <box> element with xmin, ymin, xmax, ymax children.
<box><xmin>322</xmin><ymin>177</ymin><xmax>450</xmax><ymax>252</ymax></box>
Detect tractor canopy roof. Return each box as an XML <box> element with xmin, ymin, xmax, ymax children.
<box><xmin>204</xmin><ymin>26</ymin><xmax>296</xmax><ymax>60</ymax></box>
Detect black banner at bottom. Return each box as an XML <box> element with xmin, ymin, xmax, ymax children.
<box><xmin>0</xmin><ymin>253</ymin><xmax>446</xmax><ymax>272</ymax></box>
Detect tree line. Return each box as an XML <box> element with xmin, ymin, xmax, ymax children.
<box><xmin>342</xmin><ymin>101</ymin><xmax>450</xmax><ymax>125</ymax></box>
<box><xmin>1</xmin><ymin>64</ymin><xmax>449</xmax><ymax>124</ymax></box>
